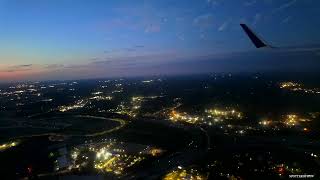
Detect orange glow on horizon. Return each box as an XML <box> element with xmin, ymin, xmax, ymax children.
<box><xmin>0</xmin><ymin>67</ymin><xmax>48</xmax><ymax>81</ymax></box>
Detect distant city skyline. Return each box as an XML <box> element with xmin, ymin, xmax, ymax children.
<box><xmin>1</xmin><ymin>0</ymin><xmax>320</xmax><ymax>82</ymax></box>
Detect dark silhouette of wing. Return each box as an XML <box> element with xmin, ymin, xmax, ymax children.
<box><xmin>240</xmin><ymin>24</ymin><xmax>269</xmax><ymax>48</ymax></box>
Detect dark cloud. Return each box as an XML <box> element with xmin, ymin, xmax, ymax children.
<box><xmin>91</xmin><ymin>60</ymin><xmax>113</xmax><ymax>65</ymax></box>
<box><xmin>63</xmin><ymin>64</ymin><xmax>89</xmax><ymax>69</ymax></box>
<box><xmin>12</xmin><ymin>64</ymin><xmax>33</xmax><ymax>68</ymax></box>
<box><xmin>45</xmin><ymin>64</ymin><xmax>64</xmax><ymax>69</ymax></box>
<box><xmin>91</xmin><ymin>57</ymin><xmax>142</xmax><ymax>66</ymax></box>
<box><xmin>1</xmin><ymin>64</ymin><xmax>33</xmax><ymax>72</ymax></box>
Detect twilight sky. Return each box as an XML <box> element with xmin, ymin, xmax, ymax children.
<box><xmin>0</xmin><ymin>0</ymin><xmax>320</xmax><ymax>82</ymax></box>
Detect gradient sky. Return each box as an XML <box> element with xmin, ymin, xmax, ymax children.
<box><xmin>0</xmin><ymin>0</ymin><xmax>320</xmax><ymax>82</ymax></box>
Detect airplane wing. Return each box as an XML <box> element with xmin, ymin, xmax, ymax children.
<box><xmin>240</xmin><ymin>24</ymin><xmax>271</xmax><ymax>48</ymax></box>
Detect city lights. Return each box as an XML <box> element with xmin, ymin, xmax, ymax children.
<box><xmin>96</xmin><ymin>148</ymin><xmax>112</xmax><ymax>160</ymax></box>
<box><xmin>95</xmin><ymin>154</ymin><xmax>144</xmax><ymax>175</ymax></box>
<box><xmin>59</xmin><ymin>99</ymin><xmax>88</xmax><ymax>112</ymax></box>
<box><xmin>272</xmin><ymin>163</ymin><xmax>303</xmax><ymax>175</ymax></box>
<box><xmin>67</xmin><ymin>139</ymin><xmax>160</xmax><ymax>176</ymax></box>
<box><xmin>206</xmin><ymin>108</ymin><xmax>243</xmax><ymax>120</ymax></box>
<box><xmin>1</xmin><ymin>76</ymin><xmax>320</xmax><ymax>179</ymax></box>
<box><xmin>89</xmin><ymin>96</ymin><xmax>112</xmax><ymax>101</ymax></box>
<box><xmin>142</xmin><ymin>80</ymin><xmax>154</xmax><ymax>83</ymax></box>
<box><xmin>280</xmin><ymin>82</ymin><xmax>320</xmax><ymax>94</ymax></box>
<box><xmin>282</xmin><ymin>114</ymin><xmax>311</xmax><ymax>127</ymax></box>
<box><xmin>280</xmin><ymin>82</ymin><xmax>300</xmax><ymax>89</ymax></box>
<box><xmin>148</xmin><ymin>148</ymin><xmax>164</xmax><ymax>157</ymax></box>
<box><xmin>0</xmin><ymin>141</ymin><xmax>19</xmax><ymax>151</ymax></box>
<box><xmin>284</xmin><ymin>114</ymin><xmax>298</xmax><ymax>126</ymax></box>
<box><xmin>163</xmin><ymin>167</ymin><xmax>207</xmax><ymax>180</ymax></box>
<box><xmin>259</xmin><ymin>120</ymin><xmax>272</xmax><ymax>126</ymax></box>
<box><xmin>92</xmin><ymin>91</ymin><xmax>103</xmax><ymax>95</ymax></box>
<box><xmin>169</xmin><ymin>111</ymin><xmax>202</xmax><ymax>124</ymax></box>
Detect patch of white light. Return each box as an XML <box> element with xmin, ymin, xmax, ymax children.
<box><xmin>96</xmin><ymin>148</ymin><xmax>112</xmax><ymax>160</ymax></box>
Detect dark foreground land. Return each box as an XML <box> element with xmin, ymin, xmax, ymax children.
<box><xmin>0</xmin><ymin>73</ymin><xmax>320</xmax><ymax>179</ymax></box>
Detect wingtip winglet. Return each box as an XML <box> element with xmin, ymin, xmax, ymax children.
<box><xmin>240</xmin><ymin>24</ymin><xmax>268</xmax><ymax>48</ymax></box>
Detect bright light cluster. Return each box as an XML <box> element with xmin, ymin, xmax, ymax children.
<box><xmin>96</xmin><ymin>148</ymin><xmax>112</xmax><ymax>160</ymax></box>
<box><xmin>280</xmin><ymin>82</ymin><xmax>320</xmax><ymax>94</ymax></box>
<box><xmin>89</xmin><ymin>96</ymin><xmax>112</xmax><ymax>101</ymax></box>
<box><xmin>163</xmin><ymin>166</ymin><xmax>207</xmax><ymax>180</ymax></box>
<box><xmin>169</xmin><ymin>111</ymin><xmax>202</xmax><ymax>124</ymax></box>
<box><xmin>259</xmin><ymin>120</ymin><xmax>272</xmax><ymax>126</ymax></box>
<box><xmin>59</xmin><ymin>99</ymin><xmax>87</xmax><ymax>112</ymax></box>
<box><xmin>68</xmin><ymin>139</ymin><xmax>158</xmax><ymax>176</ymax></box>
<box><xmin>206</xmin><ymin>108</ymin><xmax>243</xmax><ymax>120</ymax></box>
<box><xmin>257</xmin><ymin>114</ymin><xmax>312</xmax><ymax>132</ymax></box>
<box><xmin>92</xmin><ymin>143</ymin><xmax>145</xmax><ymax>175</ymax></box>
<box><xmin>142</xmin><ymin>80</ymin><xmax>154</xmax><ymax>83</ymax></box>
<box><xmin>284</xmin><ymin>114</ymin><xmax>299</xmax><ymax>126</ymax></box>
<box><xmin>95</xmin><ymin>153</ymin><xmax>144</xmax><ymax>175</ymax></box>
<box><xmin>0</xmin><ymin>141</ymin><xmax>19</xmax><ymax>151</ymax></box>
<box><xmin>149</xmin><ymin>148</ymin><xmax>164</xmax><ymax>157</ymax></box>
<box><xmin>272</xmin><ymin>163</ymin><xmax>302</xmax><ymax>176</ymax></box>
<box><xmin>283</xmin><ymin>114</ymin><xmax>311</xmax><ymax>127</ymax></box>
<box><xmin>280</xmin><ymin>82</ymin><xmax>300</xmax><ymax>89</ymax></box>
<box><xmin>92</xmin><ymin>91</ymin><xmax>103</xmax><ymax>95</ymax></box>
<box><xmin>168</xmin><ymin>108</ymin><xmax>243</xmax><ymax>126</ymax></box>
